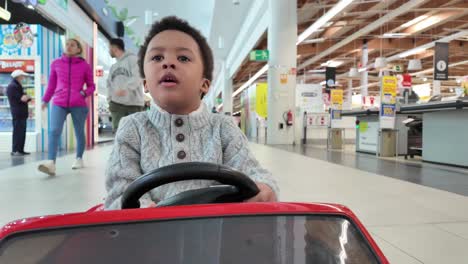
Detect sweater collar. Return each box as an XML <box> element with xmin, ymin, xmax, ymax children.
<box><xmin>147</xmin><ymin>102</ymin><xmax>210</xmax><ymax>130</ymax></box>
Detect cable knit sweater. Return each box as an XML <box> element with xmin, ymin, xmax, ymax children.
<box><xmin>104</xmin><ymin>103</ymin><xmax>279</xmax><ymax>209</ymax></box>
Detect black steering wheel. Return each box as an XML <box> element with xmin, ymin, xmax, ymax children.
<box><xmin>121</xmin><ymin>162</ymin><xmax>260</xmax><ymax>209</ymax></box>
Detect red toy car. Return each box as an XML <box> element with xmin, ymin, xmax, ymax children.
<box><xmin>0</xmin><ymin>162</ymin><xmax>389</xmax><ymax>263</ymax></box>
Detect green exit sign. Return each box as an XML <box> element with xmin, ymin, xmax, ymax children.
<box><xmin>250</xmin><ymin>50</ymin><xmax>269</xmax><ymax>61</ymax></box>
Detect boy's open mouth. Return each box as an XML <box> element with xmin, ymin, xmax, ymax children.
<box><xmin>159</xmin><ymin>72</ymin><xmax>179</xmax><ymax>87</ymax></box>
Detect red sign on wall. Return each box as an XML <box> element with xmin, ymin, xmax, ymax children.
<box><xmin>96</xmin><ymin>68</ymin><xmax>104</xmax><ymax>77</ymax></box>
<box><xmin>0</xmin><ymin>59</ymin><xmax>35</xmax><ymax>72</ymax></box>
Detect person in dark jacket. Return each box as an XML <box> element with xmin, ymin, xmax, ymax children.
<box><xmin>6</xmin><ymin>70</ymin><xmax>32</xmax><ymax>156</ymax></box>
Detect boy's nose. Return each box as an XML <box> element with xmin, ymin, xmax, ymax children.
<box><xmin>162</xmin><ymin>64</ymin><xmax>175</xmax><ymax>69</ymax></box>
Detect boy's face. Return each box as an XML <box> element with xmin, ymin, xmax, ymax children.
<box><xmin>143</xmin><ymin>30</ymin><xmax>210</xmax><ymax>114</ymax></box>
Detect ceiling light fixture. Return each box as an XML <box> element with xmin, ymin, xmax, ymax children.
<box><xmin>296</xmin><ymin>0</ymin><xmax>355</xmax><ymax>45</ymax></box>
<box><xmin>0</xmin><ymin>0</ymin><xmax>11</xmax><ymax>21</ymax></box>
<box><xmin>398</xmin><ymin>47</ymin><xmax>427</xmax><ymax>58</ymax></box>
<box><xmin>349</xmin><ymin>67</ymin><xmax>359</xmax><ymax>77</ymax></box>
<box><xmin>381</xmin><ymin>33</ymin><xmax>410</xmax><ymax>38</ymax></box>
<box><xmin>408</xmin><ymin>59</ymin><xmax>422</xmax><ymax>71</ymax></box>
<box><xmin>301</xmin><ymin>38</ymin><xmax>326</xmax><ymax>44</ymax></box>
<box><xmin>321</xmin><ymin>60</ymin><xmax>344</xmax><ymax>67</ymax></box>
<box><xmin>401</xmin><ymin>15</ymin><xmax>428</xmax><ymax>29</ymax></box>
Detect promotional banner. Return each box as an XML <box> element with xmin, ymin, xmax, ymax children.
<box><xmin>330</xmin><ymin>89</ymin><xmax>343</xmax><ymax>108</ymax></box>
<box><xmin>434</xmin><ymin>42</ymin><xmax>449</xmax><ymax>80</ymax></box>
<box><xmin>380</xmin><ymin>76</ymin><xmax>397</xmax><ymax>129</ymax></box>
<box><xmin>255</xmin><ymin>83</ymin><xmax>268</xmax><ymax>118</ymax></box>
<box><xmin>330</xmin><ymin>89</ymin><xmax>343</xmax><ymax>121</ymax></box>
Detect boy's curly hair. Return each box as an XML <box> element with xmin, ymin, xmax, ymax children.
<box><xmin>138</xmin><ymin>16</ymin><xmax>214</xmax><ymax>85</ymax></box>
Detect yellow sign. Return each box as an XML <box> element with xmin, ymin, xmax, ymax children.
<box><xmin>382</xmin><ymin>76</ymin><xmax>397</xmax><ymax>97</ymax></box>
<box><xmin>331</xmin><ymin>89</ymin><xmax>343</xmax><ymax>107</ymax></box>
<box><xmin>381</xmin><ymin>76</ymin><xmax>397</xmax><ymax>104</ymax></box>
<box><xmin>255</xmin><ymin>83</ymin><xmax>268</xmax><ymax>118</ymax></box>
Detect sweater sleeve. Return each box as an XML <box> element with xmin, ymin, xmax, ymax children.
<box><xmin>6</xmin><ymin>83</ymin><xmax>22</xmax><ymax>103</ymax></box>
<box><xmin>104</xmin><ymin>116</ymin><xmax>152</xmax><ymax>210</ymax></box>
<box><xmin>83</xmin><ymin>62</ymin><xmax>96</xmax><ymax>97</ymax></box>
<box><xmin>221</xmin><ymin>118</ymin><xmax>280</xmax><ymax>199</ymax></box>
<box><xmin>42</xmin><ymin>61</ymin><xmax>57</xmax><ymax>103</ymax></box>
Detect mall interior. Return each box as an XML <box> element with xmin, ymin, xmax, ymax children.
<box><xmin>0</xmin><ymin>0</ymin><xmax>468</xmax><ymax>263</ymax></box>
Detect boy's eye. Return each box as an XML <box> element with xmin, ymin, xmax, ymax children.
<box><xmin>151</xmin><ymin>55</ymin><xmax>164</xmax><ymax>62</ymax></box>
<box><xmin>178</xmin><ymin>56</ymin><xmax>190</xmax><ymax>62</ymax></box>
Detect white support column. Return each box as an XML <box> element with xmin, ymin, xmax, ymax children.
<box><xmin>222</xmin><ymin>62</ymin><xmax>233</xmax><ymax>115</ymax></box>
<box><xmin>267</xmin><ymin>0</ymin><xmax>297</xmax><ymax>145</ymax></box>
<box><xmin>433</xmin><ymin>80</ymin><xmax>441</xmax><ymax>96</ymax></box>
<box><xmin>347</xmin><ymin>79</ymin><xmax>353</xmax><ymax>109</ymax></box>
<box><xmin>361</xmin><ymin>43</ymin><xmax>369</xmax><ymax>99</ymax></box>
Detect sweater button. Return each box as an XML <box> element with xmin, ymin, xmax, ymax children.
<box><xmin>176</xmin><ymin>134</ymin><xmax>185</xmax><ymax>142</ymax></box>
<box><xmin>177</xmin><ymin>150</ymin><xmax>186</xmax><ymax>159</ymax></box>
<box><xmin>175</xmin><ymin>118</ymin><xmax>184</xmax><ymax>127</ymax></box>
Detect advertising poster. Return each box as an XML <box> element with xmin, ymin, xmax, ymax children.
<box><xmin>358</xmin><ymin>120</ymin><xmax>379</xmax><ymax>153</ymax></box>
<box><xmin>296</xmin><ymin>84</ymin><xmax>323</xmax><ymax>113</ymax></box>
<box><xmin>380</xmin><ymin>76</ymin><xmax>397</xmax><ymax>129</ymax></box>
<box><xmin>255</xmin><ymin>83</ymin><xmax>268</xmax><ymax>118</ymax></box>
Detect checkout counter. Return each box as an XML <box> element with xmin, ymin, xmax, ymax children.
<box><xmin>343</xmin><ymin>99</ymin><xmax>468</xmax><ymax>168</ymax></box>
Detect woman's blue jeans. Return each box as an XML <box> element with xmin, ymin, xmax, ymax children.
<box><xmin>48</xmin><ymin>104</ymin><xmax>89</xmax><ymax>161</ymax></box>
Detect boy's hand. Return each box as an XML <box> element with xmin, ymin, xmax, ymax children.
<box><xmin>245</xmin><ymin>182</ymin><xmax>277</xmax><ymax>203</ymax></box>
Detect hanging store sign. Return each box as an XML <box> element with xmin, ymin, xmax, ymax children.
<box><xmin>330</xmin><ymin>89</ymin><xmax>343</xmax><ymax>120</ymax></box>
<box><xmin>402</xmin><ymin>74</ymin><xmax>412</xmax><ymax>88</ymax></box>
<box><xmin>325</xmin><ymin>67</ymin><xmax>336</xmax><ymax>90</ymax></box>
<box><xmin>434</xmin><ymin>42</ymin><xmax>449</xmax><ymax>81</ymax></box>
<box><xmin>380</xmin><ymin>76</ymin><xmax>397</xmax><ymax>129</ymax></box>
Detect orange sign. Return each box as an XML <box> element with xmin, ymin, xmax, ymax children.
<box><xmin>280</xmin><ymin>74</ymin><xmax>288</xmax><ymax>84</ymax></box>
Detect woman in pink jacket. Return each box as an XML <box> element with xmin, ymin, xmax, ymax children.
<box><xmin>38</xmin><ymin>39</ymin><xmax>95</xmax><ymax>176</ymax></box>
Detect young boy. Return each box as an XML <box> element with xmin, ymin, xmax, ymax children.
<box><xmin>104</xmin><ymin>16</ymin><xmax>278</xmax><ymax>210</ymax></box>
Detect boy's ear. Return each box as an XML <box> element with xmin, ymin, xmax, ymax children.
<box><xmin>143</xmin><ymin>79</ymin><xmax>149</xmax><ymax>93</ymax></box>
<box><xmin>200</xmin><ymin>79</ymin><xmax>210</xmax><ymax>94</ymax></box>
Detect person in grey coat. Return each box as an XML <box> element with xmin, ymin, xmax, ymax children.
<box><xmin>107</xmin><ymin>38</ymin><xmax>145</xmax><ymax>132</ymax></box>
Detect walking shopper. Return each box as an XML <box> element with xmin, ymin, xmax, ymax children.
<box><xmin>38</xmin><ymin>38</ymin><xmax>95</xmax><ymax>176</ymax></box>
<box><xmin>107</xmin><ymin>38</ymin><xmax>145</xmax><ymax>132</ymax></box>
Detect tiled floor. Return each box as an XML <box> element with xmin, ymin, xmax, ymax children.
<box><xmin>1</xmin><ymin>143</ymin><xmax>468</xmax><ymax>263</ymax></box>
<box><xmin>274</xmin><ymin>144</ymin><xmax>468</xmax><ymax>196</ymax></box>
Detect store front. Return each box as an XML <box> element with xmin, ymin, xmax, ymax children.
<box><xmin>0</xmin><ymin>1</ymin><xmax>65</xmax><ymax>153</ymax></box>
<box><xmin>96</xmin><ymin>32</ymin><xmax>115</xmax><ymax>143</ymax></box>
